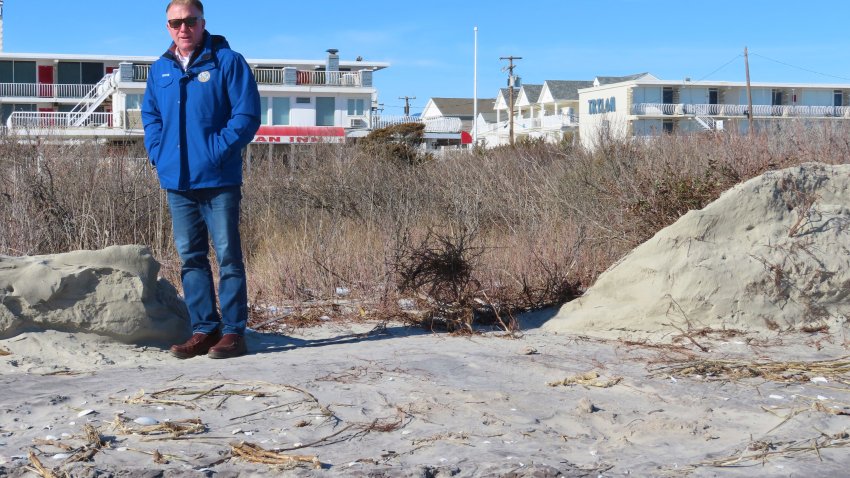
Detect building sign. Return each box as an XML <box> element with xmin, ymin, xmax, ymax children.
<box><xmin>253</xmin><ymin>126</ymin><xmax>346</xmax><ymax>144</ymax></box>
<box><xmin>588</xmin><ymin>97</ymin><xmax>616</xmax><ymax>115</ymax></box>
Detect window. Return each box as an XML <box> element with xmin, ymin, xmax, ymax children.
<box><xmin>0</xmin><ymin>61</ymin><xmax>36</xmax><ymax>83</ymax></box>
<box><xmin>662</xmin><ymin>119</ymin><xmax>674</xmax><ymax>134</ymax></box>
<box><xmin>260</xmin><ymin>97</ymin><xmax>268</xmax><ymax>124</ymax></box>
<box><xmin>125</xmin><ymin>94</ymin><xmax>143</xmax><ymax>110</ymax></box>
<box><xmin>347</xmin><ymin>99</ymin><xmax>365</xmax><ymax>116</ymax></box>
<box><xmin>0</xmin><ymin>104</ymin><xmax>36</xmax><ymax>123</ymax></box>
<box><xmin>57</xmin><ymin>62</ymin><xmax>104</xmax><ymax>85</ymax></box>
<box><xmin>296</xmin><ymin>97</ymin><xmax>311</xmax><ymax>104</ymax></box>
<box><xmin>272</xmin><ymin>97</ymin><xmax>290</xmax><ymax>125</ymax></box>
<box><xmin>835</xmin><ymin>90</ymin><xmax>843</xmax><ymax>107</ymax></box>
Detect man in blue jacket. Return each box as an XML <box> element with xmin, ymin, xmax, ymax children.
<box><xmin>142</xmin><ymin>0</ymin><xmax>260</xmax><ymax>359</ymax></box>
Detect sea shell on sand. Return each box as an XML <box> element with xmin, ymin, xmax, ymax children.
<box><xmin>133</xmin><ymin>417</ymin><xmax>159</xmax><ymax>426</ymax></box>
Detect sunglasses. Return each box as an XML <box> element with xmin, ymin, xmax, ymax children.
<box><xmin>167</xmin><ymin>16</ymin><xmax>201</xmax><ymax>29</ymax></box>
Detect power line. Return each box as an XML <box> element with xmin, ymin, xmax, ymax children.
<box><xmin>695</xmin><ymin>54</ymin><xmax>743</xmax><ymax>82</ymax></box>
<box><xmin>750</xmin><ymin>52</ymin><xmax>850</xmax><ymax>82</ymax></box>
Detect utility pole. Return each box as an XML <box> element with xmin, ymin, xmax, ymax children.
<box><xmin>744</xmin><ymin>46</ymin><xmax>753</xmax><ymax>136</ymax></box>
<box><xmin>399</xmin><ymin>96</ymin><xmax>416</xmax><ymax>117</ymax></box>
<box><xmin>500</xmin><ymin>56</ymin><xmax>522</xmax><ymax>146</ymax></box>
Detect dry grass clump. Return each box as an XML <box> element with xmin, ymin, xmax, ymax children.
<box><xmin>110</xmin><ymin>415</ymin><xmax>206</xmax><ymax>439</ymax></box>
<box><xmin>690</xmin><ymin>431</ymin><xmax>850</xmax><ymax>470</ymax></box>
<box><xmin>230</xmin><ymin>441</ymin><xmax>322</xmax><ymax>469</ymax></box>
<box><xmin>651</xmin><ymin>356</ymin><xmax>850</xmax><ymax>384</ymax></box>
<box><xmin>2</xmin><ymin>123</ymin><xmax>850</xmax><ymax>330</ymax></box>
<box><xmin>26</xmin><ymin>424</ymin><xmax>109</xmax><ymax>477</ymax></box>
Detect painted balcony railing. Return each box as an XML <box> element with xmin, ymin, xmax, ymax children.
<box><xmin>250</xmin><ymin>68</ymin><xmax>364</xmax><ymax>87</ymax></box>
<box><xmin>253</xmin><ymin>67</ymin><xmax>283</xmax><ymax>85</ymax></box>
<box><xmin>7</xmin><ymin>111</ymin><xmax>113</xmax><ymax>129</ymax></box>
<box><xmin>295</xmin><ymin>70</ymin><xmax>362</xmax><ymax>87</ymax></box>
<box><xmin>133</xmin><ymin>64</ymin><xmax>150</xmax><ymax>82</ymax></box>
<box><xmin>0</xmin><ymin>82</ymin><xmax>97</xmax><ymax>99</ymax></box>
<box><xmin>371</xmin><ymin>115</ymin><xmax>462</xmax><ymax>133</ymax></box>
<box><xmin>633</xmin><ymin>103</ymin><xmax>850</xmax><ymax>118</ymax></box>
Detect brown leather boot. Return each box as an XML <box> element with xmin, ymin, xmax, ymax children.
<box><xmin>208</xmin><ymin>334</ymin><xmax>247</xmax><ymax>359</ymax></box>
<box><xmin>170</xmin><ymin>331</ymin><xmax>222</xmax><ymax>359</ymax></box>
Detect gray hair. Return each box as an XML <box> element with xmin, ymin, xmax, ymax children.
<box><xmin>166</xmin><ymin>0</ymin><xmax>204</xmax><ymax>14</ymax></box>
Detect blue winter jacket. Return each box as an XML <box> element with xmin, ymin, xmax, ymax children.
<box><xmin>142</xmin><ymin>32</ymin><xmax>260</xmax><ymax>191</ymax></box>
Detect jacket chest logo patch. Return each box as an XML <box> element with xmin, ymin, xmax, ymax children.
<box><xmin>198</xmin><ymin>71</ymin><xmax>211</xmax><ymax>83</ymax></box>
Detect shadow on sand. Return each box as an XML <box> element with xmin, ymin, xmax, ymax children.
<box><xmin>244</xmin><ymin>323</ymin><xmax>432</xmax><ymax>356</ymax></box>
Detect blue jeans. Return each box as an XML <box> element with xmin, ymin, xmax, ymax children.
<box><xmin>166</xmin><ymin>186</ymin><xmax>247</xmax><ymax>336</ymax></box>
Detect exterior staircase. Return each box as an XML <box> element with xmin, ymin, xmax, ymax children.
<box><xmin>694</xmin><ymin>115</ymin><xmax>716</xmax><ymax>131</ymax></box>
<box><xmin>69</xmin><ymin>71</ymin><xmax>118</xmax><ymax>127</ymax></box>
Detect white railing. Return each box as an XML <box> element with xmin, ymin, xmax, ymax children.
<box><xmin>541</xmin><ymin>114</ymin><xmax>579</xmax><ymax>128</ymax></box>
<box><xmin>371</xmin><ymin>115</ymin><xmax>462</xmax><ymax>133</ymax></box>
<box><xmin>631</xmin><ymin>103</ymin><xmax>679</xmax><ymax>115</ymax></box>
<box><xmin>296</xmin><ymin>70</ymin><xmax>362</xmax><ymax>87</ymax></box>
<box><xmin>0</xmin><ymin>82</ymin><xmax>98</xmax><ymax>99</ymax></box>
<box><xmin>7</xmin><ymin>111</ymin><xmax>113</xmax><ymax>129</ymax></box>
<box><xmin>133</xmin><ymin>64</ymin><xmax>150</xmax><ymax>82</ymax></box>
<box><xmin>69</xmin><ymin>72</ymin><xmax>119</xmax><ymax>126</ymax></box>
<box><xmin>525</xmin><ymin>118</ymin><xmax>542</xmax><ymax>129</ymax></box>
<box><xmin>633</xmin><ymin>103</ymin><xmax>850</xmax><ymax>118</ymax></box>
<box><xmin>253</xmin><ymin>67</ymin><xmax>283</xmax><ymax>85</ymax></box>
<box><xmin>423</xmin><ymin>117</ymin><xmax>462</xmax><ymax>132</ymax></box>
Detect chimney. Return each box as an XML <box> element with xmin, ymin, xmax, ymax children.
<box><xmin>326</xmin><ymin>48</ymin><xmax>339</xmax><ymax>73</ymax></box>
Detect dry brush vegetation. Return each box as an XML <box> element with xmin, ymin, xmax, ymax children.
<box><xmin>2</xmin><ymin>122</ymin><xmax>850</xmax><ymax>331</ymax></box>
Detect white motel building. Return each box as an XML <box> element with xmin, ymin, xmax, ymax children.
<box><xmin>0</xmin><ymin>48</ymin><xmax>400</xmax><ymax>146</ymax></box>
<box><xmin>577</xmin><ymin>73</ymin><xmax>850</xmax><ymax>149</ymax></box>
<box><xmin>473</xmin><ymin>72</ymin><xmax>850</xmax><ymax>149</ymax></box>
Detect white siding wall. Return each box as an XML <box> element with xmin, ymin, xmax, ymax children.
<box><xmin>290</xmin><ymin>97</ymin><xmax>316</xmax><ymax>126</ymax></box>
<box><xmin>579</xmin><ymin>83</ymin><xmax>632</xmax><ymax>148</ymax></box>
<box><xmin>421</xmin><ymin>101</ymin><xmax>441</xmax><ymax>119</ymax></box>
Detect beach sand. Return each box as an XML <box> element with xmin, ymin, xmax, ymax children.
<box><xmin>1</xmin><ymin>313</ymin><xmax>848</xmax><ymax>477</ymax></box>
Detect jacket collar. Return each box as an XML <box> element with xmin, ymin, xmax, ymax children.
<box><xmin>163</xmin><ymin>31</ymin><xmax>217</xmax><ymax>71</ymax></box>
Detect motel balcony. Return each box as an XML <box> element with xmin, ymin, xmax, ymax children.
<box><xmin>632</xmin><ymin>103</ymin><xmax>850</xmax><ymax>118</ymax></box>
<box><xmin>371</xmin><ymin>115</ymin><xmax>463</xmax><ymax>133</ymax></box>
<box><xmin>129</xmin><ymin>64</ymin><xmax>373</xmax><ymax>88</ymax></box>
<box><xmin>483</xmin><ymin>114</ymin><xmax>579</xmax><ymax>133</ymax></box>
<box><xmin>7</xmin><ymin>111</ymin><xmax>114</xmax><ymax>129</ymax></box>
<box><xmin>0</xmin><ymin>82</ymin><xmax>98</xmax><ymax>100</ymax></box>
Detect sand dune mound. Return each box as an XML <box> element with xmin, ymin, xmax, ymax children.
<box><xmin>0</xmin><ymin>245</ymin><xmax>189</xmax><ymax>343</ymax></box>
<box><xmin>544</xmin><ymin>162</ymin><xmax>850</xmax><ymax>339</ymax></box>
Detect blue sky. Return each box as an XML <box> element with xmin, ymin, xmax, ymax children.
<box><xmin>5</xmin><ymin>1</ymin><xmax>850</xmax><ymax>115</ymax></box>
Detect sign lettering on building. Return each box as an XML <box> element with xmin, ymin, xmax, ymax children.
<box><xmin>588</xmin><ymin>97</ymin><xmax>616</xmax><ymax>115</ymax></box>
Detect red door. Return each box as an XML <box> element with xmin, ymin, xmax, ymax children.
<box><xmin>38</xmin><ymin>65</ymin><xmax>54</xmax><ymax>98</ymax></box>
<box><xmin>38</xmin><ymin>107</ymin><xmax>54</xmax><ymax>127</ymax></box>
